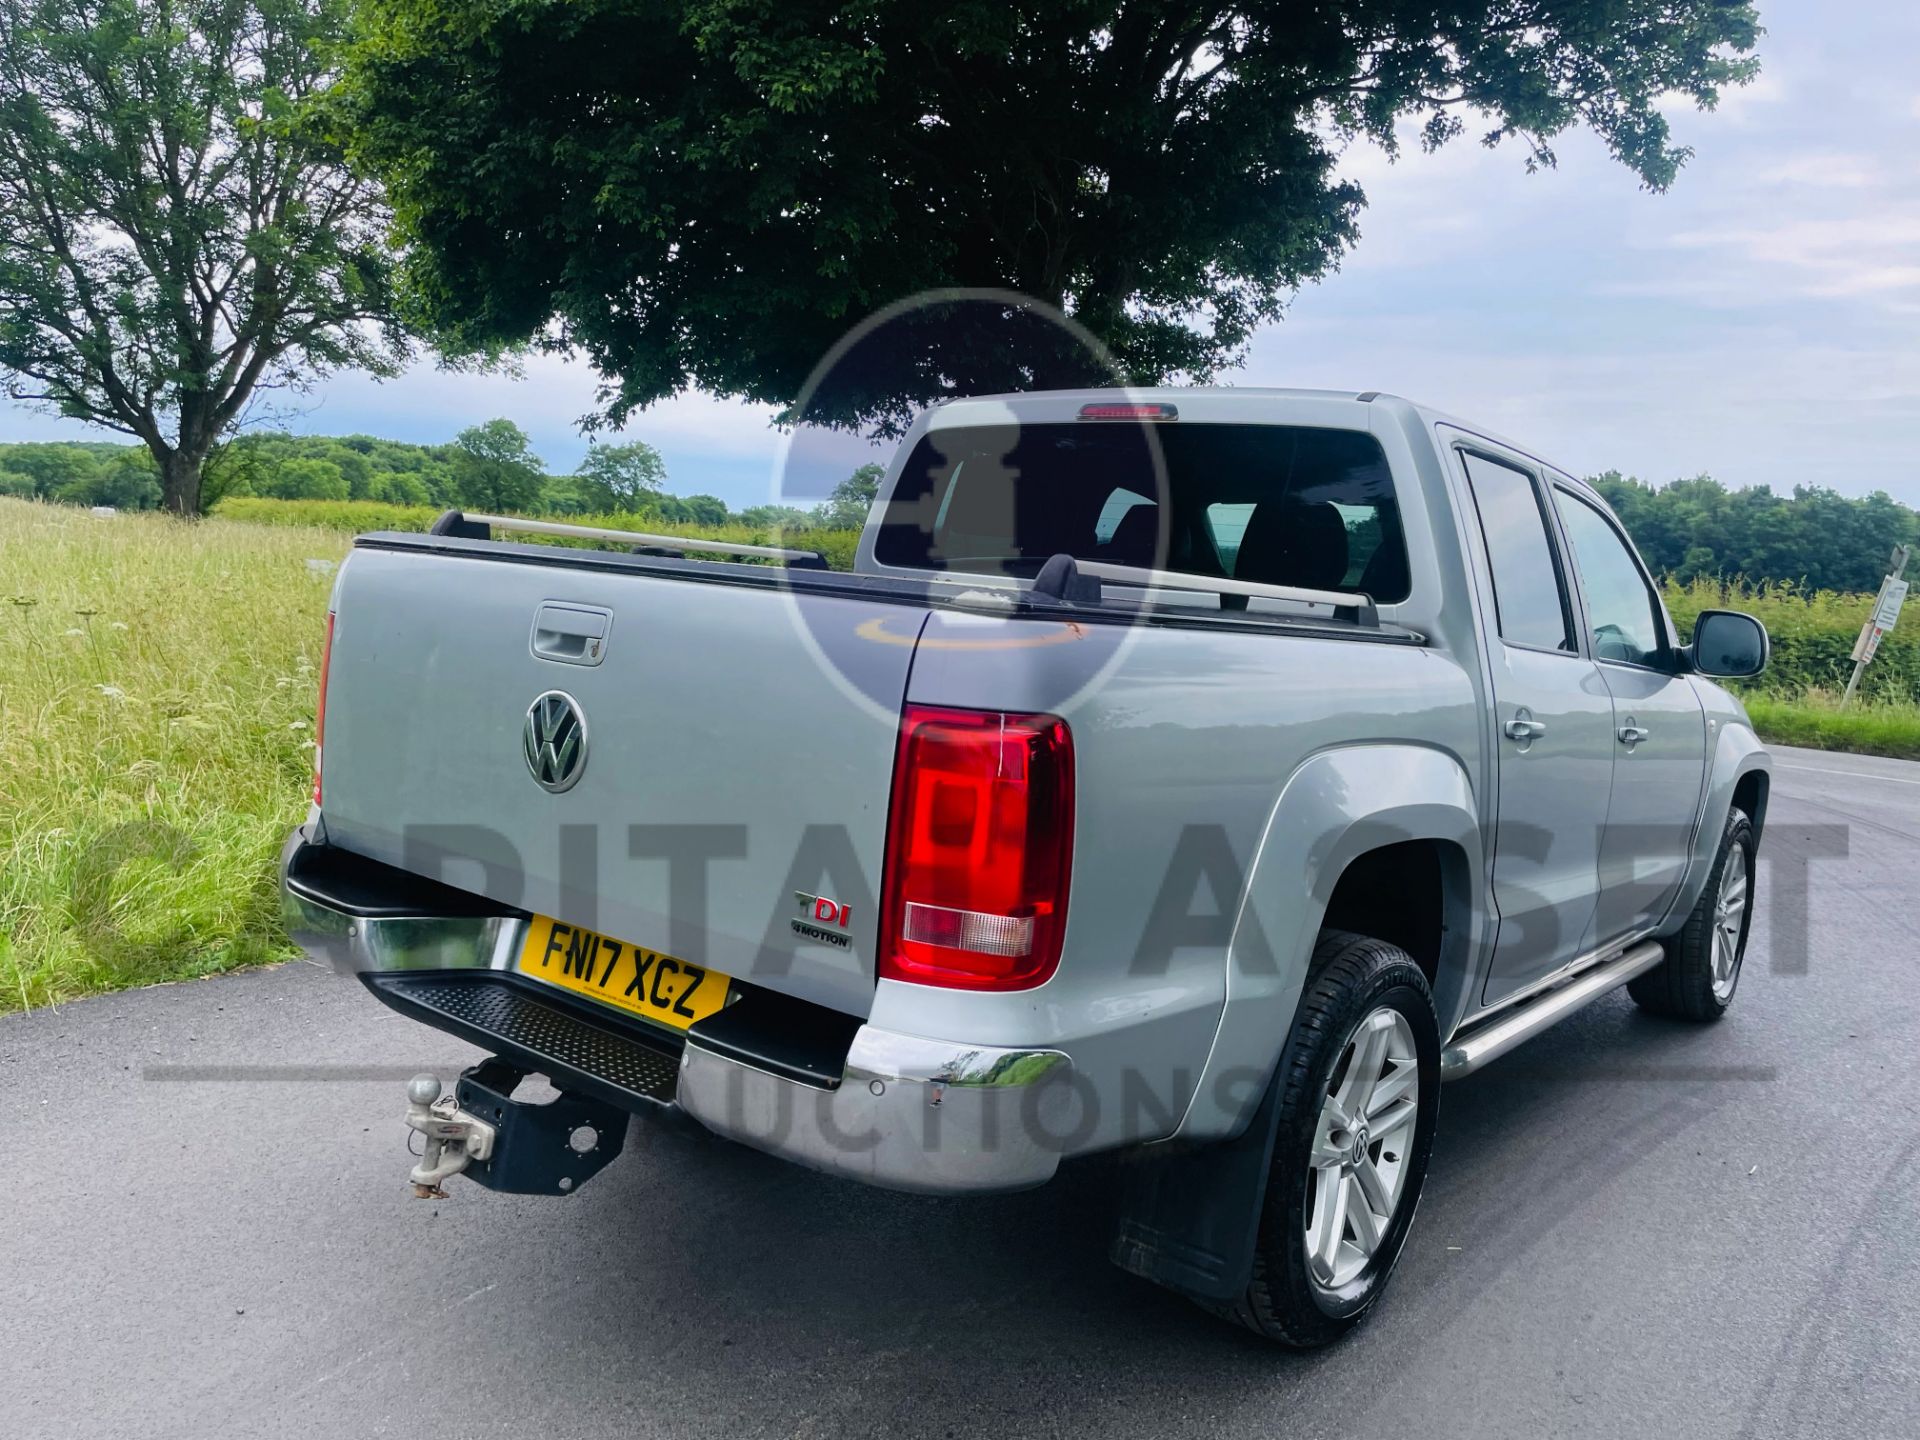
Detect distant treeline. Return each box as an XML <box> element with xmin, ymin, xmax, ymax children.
<box><xmin>0</xmin><ymin>424</ymin><xmax>874</xmax><ymax>533</ymax></box>
<box><xmin>5</xmin><ymin>432</ymin><xmax>1916</xmax><ymax>591</ymax></box>
<box><xmin>1590</xmin><ymin>472</ymin><xmax>1917</xmax><ymax>595</ymax></box>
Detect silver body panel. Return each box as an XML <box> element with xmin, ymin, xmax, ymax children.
<box><xmin>316</xmin><ymin>547</ymin><xmax>926</xmax><ymax>1018</ymax></box>
<box><xmin>300</xmin><ymin>386</ymin><xmax>1771</xmax><ymax>1186</ymax></box>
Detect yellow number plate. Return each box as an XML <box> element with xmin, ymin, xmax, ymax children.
<box><xmin>517</xmin><ymin>915</ymin><xmax>730</xmax><ymax>1031</ymax></box>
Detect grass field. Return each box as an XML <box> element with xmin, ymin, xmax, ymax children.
<box><xmin>1</xmin><ymin>500</ymin><xmax>339</xmax><ymax>1010</ymax></box>
<box><xmin>1743</xmin><ymin>690</ymin><xmax>1920</xmax><ymax>757</ymax></box>
<box><xmin>3</xmin><ymin>497</ymin><xmax>1917</xmax><ymax>1013</ymax></box>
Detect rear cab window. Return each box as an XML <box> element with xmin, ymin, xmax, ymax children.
<box><xmin>871</xmin><ymin>421</ymin><xmax>1413</xmax><ymax>605</ymax></box>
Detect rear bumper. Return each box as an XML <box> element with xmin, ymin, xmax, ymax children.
<box><xmin>281</xmin><ymin>829</ymin><xmax>1072</xmax><ymax>1194</ymax></box>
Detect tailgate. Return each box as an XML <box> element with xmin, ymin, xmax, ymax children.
<box><xmin>317</xmin><ymin>543</ymin><xmax>928</xmax><ymax>1018</ymax></box>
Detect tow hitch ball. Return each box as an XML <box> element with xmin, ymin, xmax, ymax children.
<box><xmin>399</xmin><ymin>1061</ymin><xmax>630</xmax><ymax>1197</ymax></box>
<box><xmin>404</xmin><ymin>1074</ymin><xmax>496</xmax><ymax>1199</ymax></box>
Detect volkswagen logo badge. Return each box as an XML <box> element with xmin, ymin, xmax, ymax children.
<box><xmin>523</xmin><ymin>690</ymin><xmax>588</xmax><ymax>793</ymax></box>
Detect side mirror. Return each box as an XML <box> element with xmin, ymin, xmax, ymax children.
<box><xmin>1689</xmin><ymin>609</ymin><xmax>1769</xmax><ymax>679</ymax></box>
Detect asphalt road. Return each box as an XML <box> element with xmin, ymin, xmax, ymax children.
<box><xmin>3</xmin><ymin>742</ymin><xmax>1917</xmax><ymax>1440</ymax></box>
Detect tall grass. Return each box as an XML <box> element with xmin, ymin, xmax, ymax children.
<box><xmin>0</xmin><ymin>498</ymin><xmax>339</xmax><ymax>1010</ymax></box>
<box><xmin>1663</xmin><ymin>576</ymin><xmax>1919</xmax><ymax>703</ymax></box>
<box><xmin>1742</xmin><ymin>690</ymin><xmax>1920</xmax><ymax>759</ymax></box>
<box><xmin>1662</xmin><ymin>577</ymin><xmax>1920</xmax><ymax>756</ymax></box>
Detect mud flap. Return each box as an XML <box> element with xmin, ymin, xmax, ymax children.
<box><xmin>1107</xmin><ymin>1066</ymin><xmax>1283</xmax><ymax>1303</ymax></box>
<box><xmin>453</xmin><ymin>1059</ymin><xmax>630</xmax><ymax>1196</ymax></box>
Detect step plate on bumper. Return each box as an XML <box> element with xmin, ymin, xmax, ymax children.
<box><xmin>368</xmin><ymin>974</ymin><xmax>682</xmax><ymax>1113</ymax></box>
<box><xmin>290</xmin><ymin>828</ymin><xmax>1076</xmax><ymax>1194</ymax></box>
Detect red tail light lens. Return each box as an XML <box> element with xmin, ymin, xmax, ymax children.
<box><xmin>312</xmin><ymin>610</ymin><xmax>334</xmax><ymax>806</ymax></box>
<box><xmin>880</xmin><ymin>705</ymin><xmax>1074</xmax><ymax>991</ymax></box>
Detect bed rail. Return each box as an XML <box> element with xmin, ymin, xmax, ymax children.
<box><xmin>429</xmin><ymin>510</ymin><xmax>826</xmax><ymax>566</ymax></box>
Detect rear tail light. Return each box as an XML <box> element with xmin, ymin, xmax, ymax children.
<box><xmin>312</xmin><ymin>610</ymin><xmax>334</xmax><ymax>805</ymax></box>
<box><xmin>879</xmin><ymin>705</ymin><xmax>1074</xmax><ymax>991</ymax></box>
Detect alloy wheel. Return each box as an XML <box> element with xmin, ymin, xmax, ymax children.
<box><xmin>1305</xmin><ymin>1007</ymin><xmax>1420</xmax><ymax>1292</ymax></box>
<box><xmin>1711</xmin><ymin>847</ymin><xmax>1752</xmax><ymax>1002</ymax></box>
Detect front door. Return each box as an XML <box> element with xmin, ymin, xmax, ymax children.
<box><xmin>1455</xmin><ymin>449</ymin><xmax>1618</xmax><ymax>1008</ymax></box>
<box><xmin>1552</xmin><ymin>486</ymin><xmax>1707</xmax><ymax>944</ymax></box>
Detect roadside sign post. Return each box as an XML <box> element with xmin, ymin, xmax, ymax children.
<box><xmin>1841</xmin><ymin>544</ymin><xmax>1910</xmax><ymax>707</ymax></box>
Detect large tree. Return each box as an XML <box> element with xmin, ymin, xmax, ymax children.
<box><xmin>0</xmin><ymin>0</ymin><xmax>408</xmax><ymax>513</ymax></box>
<box><xmin>343</xmin><ymin>0</ymin><xmax>1758</xmax><ymax>433</ymax></box>
<box><xmin>818</xmin><ymin>462</ymin><xmax>884</xmax><ymax>531</ymax></box>
<box><xmin>448</xmin><ymin>416</ymin><xmax>544</xmax><ymax>513</ymax></box>
<box><xmin>575</xmin><ymin>438</ymin><xmax>667</xmax><ymax>513</ymax></box>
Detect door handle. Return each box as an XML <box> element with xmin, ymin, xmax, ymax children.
<box><xmin>530</xmin><ymin>602</ymin><xmax>612</xmax><ymax>666</ymax></box>
<box><xmin>1617</xmin><ymin>724</ymin><xmax>1651</xmax><ymax>745</ymax></box>
<box><xmin>1504</xmin><ymin>718</ymin><xmax>1547</xmax><ymax>742</ymax></box>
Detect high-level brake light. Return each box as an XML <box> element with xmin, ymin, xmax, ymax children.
<box><xmin>879</xmin><ymin>705</ymin><xmax>1074</xmax><ymax>991</ymax></box>
<box><xmin>1077</xmin><ymin>402</ymin><xmax>1178</xmax><ymax>421</ymax></box>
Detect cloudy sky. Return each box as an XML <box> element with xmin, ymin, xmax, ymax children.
<box><xmin>5</xmin><ymin>0</ymin><xmax>1916</xmax><ymax>509</ymax></box>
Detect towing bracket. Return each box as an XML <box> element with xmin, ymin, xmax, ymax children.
<box><xmin>404</xmin><ymin>1060</ymin><xmax>631</xmax><ymax>1198</ymax></box>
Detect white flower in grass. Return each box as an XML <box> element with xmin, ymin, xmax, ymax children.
<box><xmin>97</xmin><ymin>684</ymin><xmax>125</xmax><ymax>700</ymax></box>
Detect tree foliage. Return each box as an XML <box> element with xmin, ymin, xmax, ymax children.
<box><xmin>449</xmin><ymin>417</ymin><xmax>543</xmax><ymax>513</ymax></box>
<box><xmin>342</xmin><ymin>0</ymin><xmax>1759</xmax><ymax>432</ymax></box>
<box><xmin>0</xmin><ymin>0</ymin><xmax>409</xmax><ymax>513</ymax></box>
<box><xmin>817</xmin><ymin>462</ymin><xmax>884</xmax><ymax>531</ymax></box>
<box><xmin>575</xmin><ymin>439</ymin><xmax>667</xmax><ymax>513</ymax></box>
<box><xmin>1591</xmin><ymin>472</ymin><xmax>1919</xmax><ymax>596</ymax></box>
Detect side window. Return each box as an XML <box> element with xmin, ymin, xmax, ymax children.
<box><xmin>1460</xmin><ymin>453</ymin><xmax>1574</xmax><ymax>652</ymax></box>
<box><xmin>1556</xmin><ymin>490</ymin><xmax>1666</xmax><ymax>666</ymax></box>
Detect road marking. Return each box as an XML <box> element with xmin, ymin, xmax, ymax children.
<box><xmin>1775</xmin><ymin>760</ymin><xmax>1920</xmax><ymax>788</ymax></box>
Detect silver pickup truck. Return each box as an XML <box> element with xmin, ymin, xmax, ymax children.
<box><xmin>282</xmin><ymin>388</ymin><xmax>1771</xmax><ymax>1346</ymax></box>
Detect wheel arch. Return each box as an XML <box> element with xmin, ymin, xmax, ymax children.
<box><xmin>1318</xmin><ymin>835</ymin><xmax>1477</xmax><ymax>1032</ymax></box>
<box><xmin>1181</xmin><ymin>743</ymin><xmax>1485</xmax><ymax>1145</ymax></box>
<box><xmin>1732</xmin><ymin>767</ymin><xmax>1770</xmax><ymax>841</ymax></box>
<box><xmin>1667</xmin><ymin>716</ymin><xmax>1772</xmax><ymax>929</ymax></box>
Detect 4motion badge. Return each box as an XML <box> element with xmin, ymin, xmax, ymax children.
<box><xmin>791</xmin><ymin>891</ymin><xmax>853</xmax><ymax>949</ymax></box>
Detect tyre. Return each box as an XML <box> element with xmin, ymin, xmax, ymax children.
<box><xmin>1628</xmin><ymin>808</ymin><xmax>1755</xmax><ymax>1022</ymax></box>
<box><xmin>1215</xmin><ymin>930</ymin><xmax>1440</xmax><ymax>1347</ymax></box>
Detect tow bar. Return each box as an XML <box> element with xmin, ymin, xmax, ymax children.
<box><xmin>404</xmin><ymin>1073</ymin><xmax>496</xmax><ymax>1198</ymax></box>
<box><xmin>402</xmin><ymin>1060</ymin><xmax>630</xmax><ymax>1198</ymax></box>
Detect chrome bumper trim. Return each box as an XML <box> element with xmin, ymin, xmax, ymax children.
<box><xmin>280</xmin><ymin>833</ymin><xmax>523</xmax><ymax>977</ymax></box>
<box><xmin>677</xmin><ymin>1031</ymin><xmax>1073</xmax><ymax>1195</ymax></box>
<box><xmin>281</xmin><ymin>830</ymin><xmax>1073</xmax><ymax>1195</ymax></box>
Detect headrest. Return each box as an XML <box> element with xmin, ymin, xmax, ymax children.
<box><xmin>1234</xmin><ymin>500</ymin><xmax>1350</xmax><ymax>591</ymax></box>
<box><xmin>1100</xmin><ymin>503</ymin><xmax>1162</xmax><ymax>568</ymax></box>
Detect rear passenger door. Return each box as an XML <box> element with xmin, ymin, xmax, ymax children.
<box><xmin>1455</xmin><ymin>448</ymin><xmax>1618</xmax><ymax>1008</ymax></box>
<box><xmin>1551</xmin><ymin>484</ymin><xmax>1707</xmax><ymax>942</ymax></box>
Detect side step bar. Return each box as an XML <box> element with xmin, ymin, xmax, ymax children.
<box><xmin>1441</xmin><ymin>940</ymin><xmax>1666</xmax><ymax>1080</ymax></box>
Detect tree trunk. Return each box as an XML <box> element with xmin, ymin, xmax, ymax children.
<box><xmin>159</xmin><ymin>449</ymin><xmax>202</xmax><ymax>516</ymax></box>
